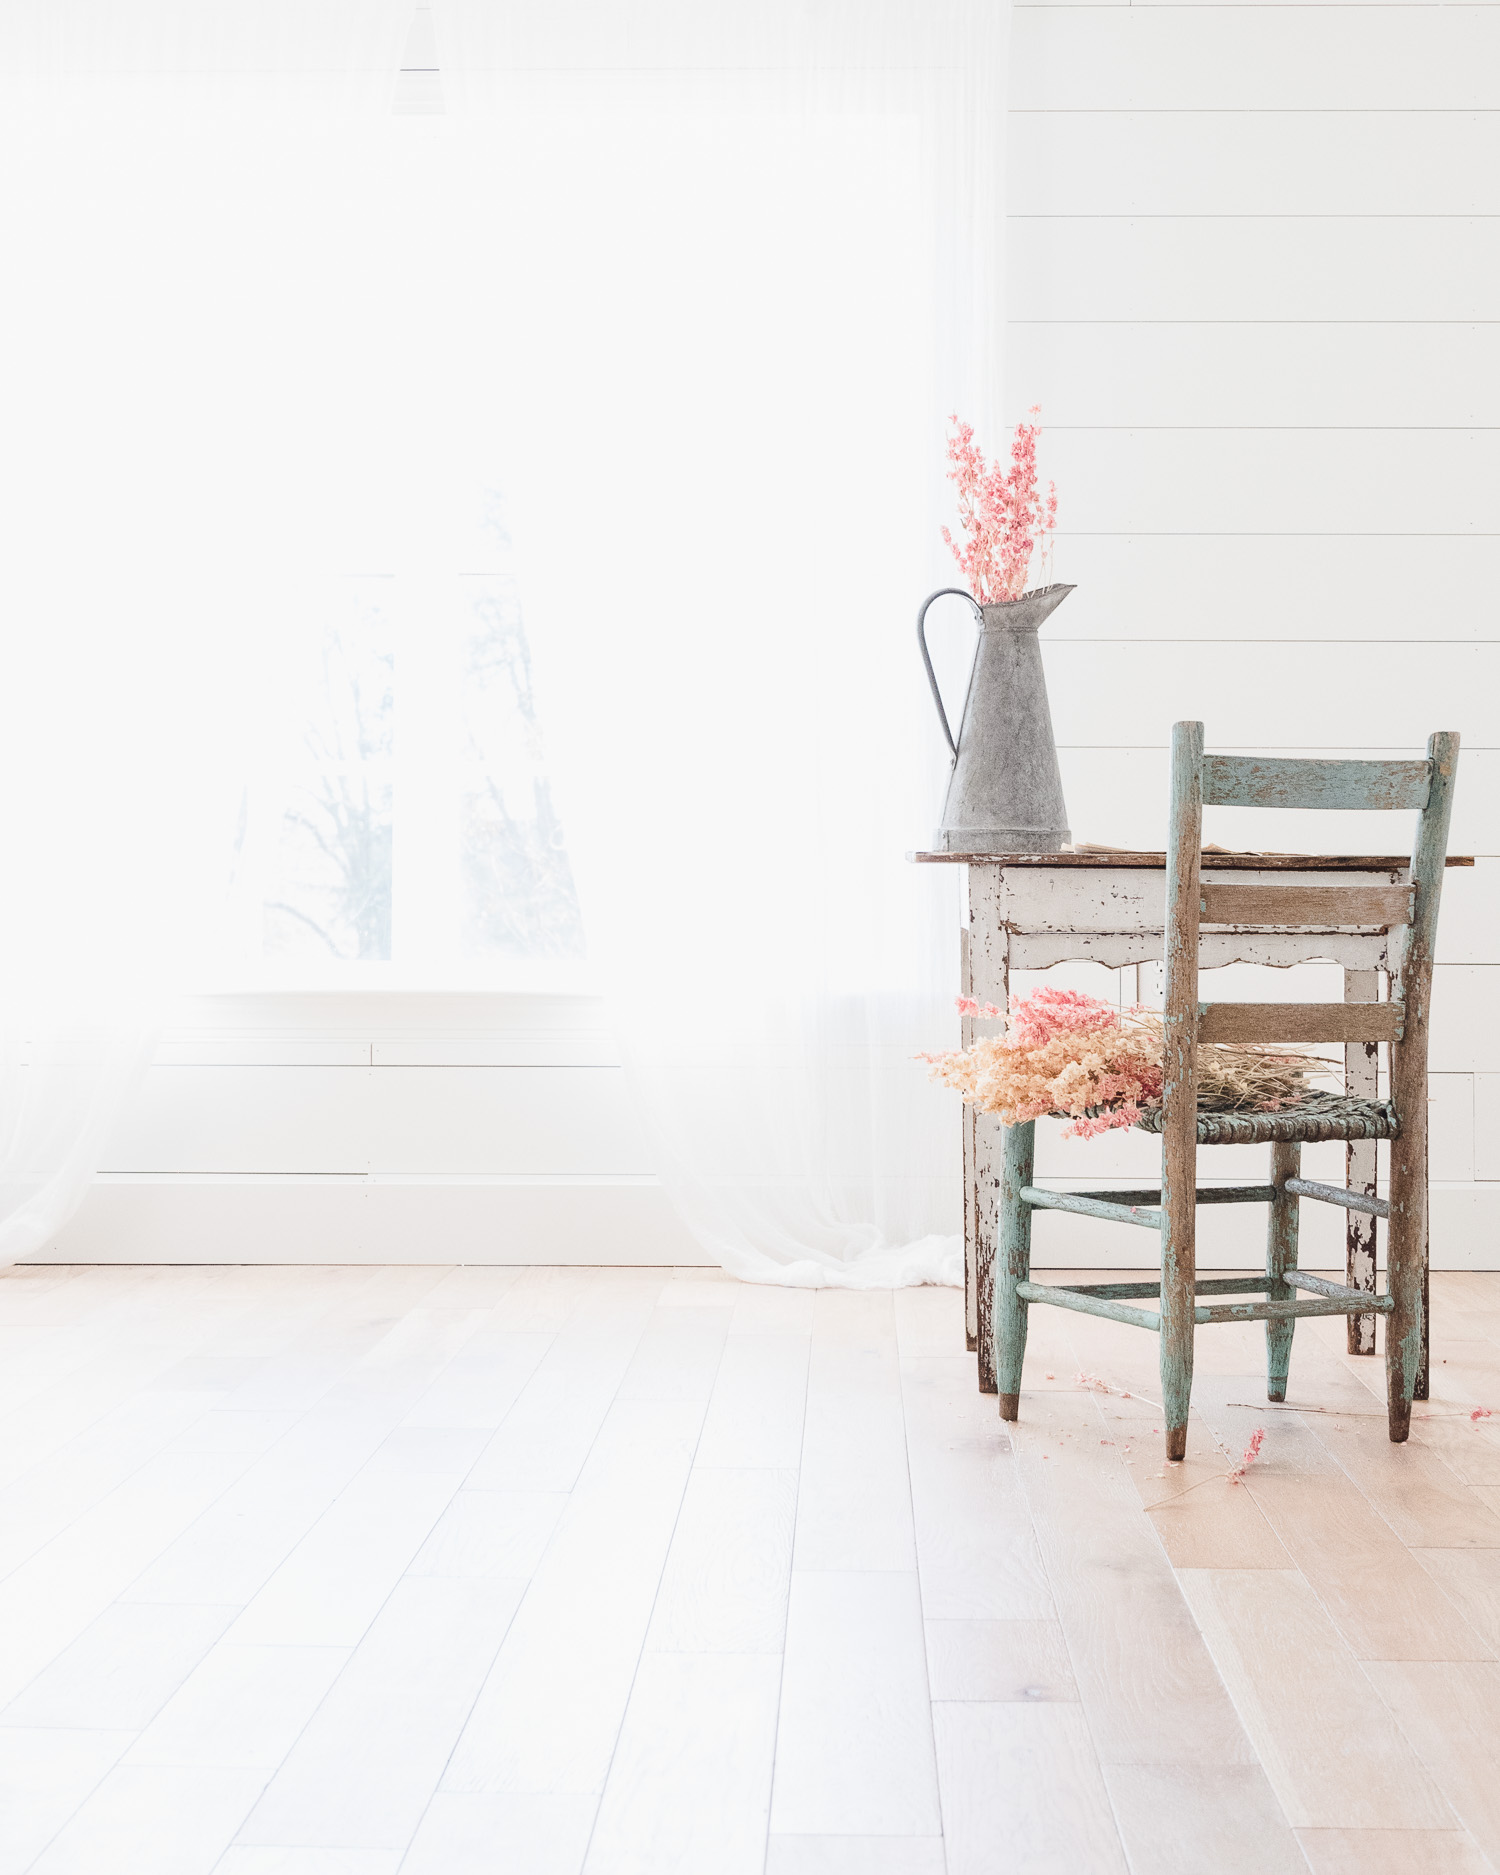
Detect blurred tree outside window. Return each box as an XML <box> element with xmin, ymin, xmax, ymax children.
<box><xmin>262</xmin><ymin>509</ymin><xmax>585</xmax><ymax>975</ymax></box>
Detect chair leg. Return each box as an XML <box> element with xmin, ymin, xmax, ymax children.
<box><xmin>1159</xmin><ymin>1167</ymin><xmax>1195</xmax><ymax>1463</ymax></box>
<box><xmin>1266</xmin><ymin>1141</ymin><xmax>1301</xmax><ymax>1403</ymax></box>
<box><xmin>1387</xmin><ymin>1110</ymin><xmax>1425</xmax><ymax>1446</ymax></box>
<box><xmin>995</xmin><ymin>1121</ymin><xmax>1034</xmax><ymax>1422</ymax></box>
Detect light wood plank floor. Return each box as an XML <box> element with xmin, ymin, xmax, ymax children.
<box><xmin>3</xmin><ymin>1263</ymin><xmax>1500</xmax><ymax>1874</ymax></box>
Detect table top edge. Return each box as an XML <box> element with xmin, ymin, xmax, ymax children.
<box><xmin>907</xmin><ymin>852</ymin><xmax>1476</xmax><ymax>869</ymax></box>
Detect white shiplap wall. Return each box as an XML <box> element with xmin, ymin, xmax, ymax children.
<box><xmin>1007</xmin><ymin>0</ymin><xmax>1500</xmax><ymax>1265</ymax></box>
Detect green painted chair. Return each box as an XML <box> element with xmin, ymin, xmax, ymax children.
<box><xmin>995</xmin><ymin>722</ymin><xmax>1460</xmax><ymax>1461</ymax></box>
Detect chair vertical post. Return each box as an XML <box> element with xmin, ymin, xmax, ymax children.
<box><xmin>1160</xmin><ymin>722</ymin><xmax>1204</xmax><ymax>1461</ymax></box>
<box><xmin>1266</xmin><ymin>1141</ymin><xmax>1302</xmax><ymax>1402</ymax></box>
<box><xmin>996</xmin><ymin>1120</ymin><xmax>1035</xmax><ymax>1422</ymax></box>
<box><xmin>1387</xmin><ymin>731</ymin><xmax>1459</xmax><ymax>1442</ymax></box>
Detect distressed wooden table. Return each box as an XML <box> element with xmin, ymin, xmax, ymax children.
<box><xmin>911</xmin><ymin>850</ymin><xmax>1474</xmax><ymax>1399</ymax></box>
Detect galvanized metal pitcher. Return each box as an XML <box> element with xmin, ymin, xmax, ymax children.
<box><xmin>917</xmin><ymin>583</ymin><xmax>1074</xmax><ymax>853</ymax></box>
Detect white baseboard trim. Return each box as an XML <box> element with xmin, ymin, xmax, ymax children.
<box><xmin>29</xmin><ymin>1173</ymin><xmax>714</xmax><ymax>1267</ymax></box>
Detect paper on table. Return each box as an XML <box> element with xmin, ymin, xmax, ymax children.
<box><xmin>1062</xmin><ymin>842</ymin><xmax>1295</xmax><ymax>857</ymax></box>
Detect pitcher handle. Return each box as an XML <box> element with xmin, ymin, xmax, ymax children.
<box><xmin>917</xmin><ymin>587</ymin><xmax>981</xmax><ymax>761</ymax></box>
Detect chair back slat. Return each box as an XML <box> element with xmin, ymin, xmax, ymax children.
<box><xmin>1200</xmin><ymin>882</ymin><xmax>1412</xmax><ymax>929</ymax></box>
<box><xmin>1197</xmin><ymin>1001</ymin><xmax>1405</xmax><ymax>1046</ymax></box>
<box><xmin>1201</xmin><ymin>754</ymin><xmax>1431</xmax><ymax>812</ymax></box>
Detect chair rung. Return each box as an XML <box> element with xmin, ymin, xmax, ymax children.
<box><xmin>1020</xmin><ymin>1188</ymin><xmax>1161</xmax><ymax>1229</ymax></box>
<box><xmin>1284</xmin><ymin>1177</ymin><xmax>1390</xmax><ymax>1219</ymax></box>
<box><xmin>1283</xmin><ymin>1269</ymin><xmax>1394</xmax><ymax>1309</ymax></box>
<box><xmin>1195</xmin><ymin>1295</ymin><xmax>1394</xmax><ymax>1325</ymax></box>
<box><xmin>1072</xmin><ymin>1186</ymin><xmax>1277</xmax><ymax>1208</ymax></box>
<box><xmin>1198</xmin><ymin>1001</ymin><xmax>1404</xmax><ymax>1045</ymax></box>
<box><xmin>1015</xmin><ymin>1280</ymin><xmax>1161</xmax><ymax>1332</ymax></box>
<box><xmin>1058</xmin><ymin>1277</ymin><xmax>1273</xmax><ymax>1300</ymax></box>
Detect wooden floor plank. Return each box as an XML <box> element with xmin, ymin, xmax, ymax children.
<box><xmin>694</xmin><ymin>1332</ymin><xmax>810</xmax><ymax>1471</ymax></box>
<box><xmin>764</xmin><ymin>1840</ymin><xmax>945</xmax><ymax>1874</ymax></box>
<box><xmin>1102</xmin><ymin>1763</ymin><xmax>1308</xmax><ymax>1875</ymax></box>
<box><xmin>769</xmin><ymin>1571</ymin><xmax>942</xmax><ymax>1838</ymax></box>
<box><xmin>441</xmin><ymin>1398</ymin><xmax>703</xmax><ymax>1797</ymax></box>
<box><xmin>583</xmin><ymin>1653</ymin><xmax>781</xmax><ymax>1875</ymax></box>
<box><xmin>1177</xmin><ymin>1568</ymin><xmax>1454</xmax><ymax>1828</ymax></box>
<box><xmin>235</xmin><ymin>1577</ymin><xmax>524</xmax><ymax>1850</ymax></box>
<box><xmin>1295</xmin><ymin>1829</ymin><xmax>1495</xmax><ymax>1875</ymax></box>
<box><xmin>1362</xmin><ymin>1661</ymin><xmax>1500</xmax><ymax>1869</ymax></box>
<box><xmin>645</xmin><ymin>1466</ymin><xmax>796</xmax><ymax>1655</ymax></box>
<box><xmin>0</xmin><ymin>1727</ymin><xmax>134</xmax><ymax>1873</ymax></box>
<box><xmin>932</xmin><ymin>1701</ymin><xmax>1129</xmax><ymax>1875</ymax></box>
<box><xmin>793</xmin><ymin>1294</ymin><xmax>915</xmax><ymax>1573</ymax></box>
<box><xmin>26</xmin><ymin>1763</ymin><xmax>268</xmax><ymax>1875</ymax></box>
<box><xmin>401</xmin><ymin>1793</ymin><xmax>598</xmax><ymax>1875</ymax></box>
<box><xmin>1011</xmin><ymin>1390</ymin><xmax>1262</xmax><ymax>1770</ymax></box>
<box><xmin>1190</xmin><ymin>1383</ymin><xmax>1493</xmax><ymax>1663</ymax></box>
<box><xmin>924</xmin><ymin>1617</ymin><xmax>1076</xmax><ymax>1702</ymax></box>
<box><xmin>900</xmin><ymin>1354</ymin><xmax>1055</xmax><ymax>1621</ymax></box>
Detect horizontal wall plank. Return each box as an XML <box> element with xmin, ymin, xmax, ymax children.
<box><xmin>1430</xmin><ymin>967</ymin><xmax>1500</xmax><ymax>1070</ymax></box>
<box><xmin>1033</xmin><ymin>537</ymin><xmax>1499</xmax><ymax>642</ymax></box>
<box><xmin>1003</xmin><ymin>323</ymin><xmax>1500</xmax><ymax>428</ymax></box>
<box><xmin>1007</xmin><ymin>217</ymin><xmax>1500</xmax><ymax>323</ymax></box>
<box><xmin>1011</xmin><ymin>8</ymin><xmax>1500</xmax><ymax>111</ymax></box>
<box><xmin>1039</xmin><ymin>428</ymin><xmax>1500</xmax><ymax>535</ymax></box>
<box><xmin>97</xmin><ymin>1066</ymin><xmax>654</xmax><ymax>1177</ymax></box>
<box><xmin>159</xmin><ymin>990</ymin><xmax>612</xmax><ymax>1038</ymax></box>
<box><xmin>1039</xmin><ymin>639</ymin><xmax>1495</xmax><ymax>747</ymax></box>
<box><xmin>1009</xmin><ymin>113</ymin><xmax>1500</xmax><ymax>216</ymax></box>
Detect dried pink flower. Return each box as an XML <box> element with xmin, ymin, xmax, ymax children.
<box><xmin>940</xmin><ymin>409</ymin><xmax>1059</xmax><ymax>605</ymax></box>
<box><xmin>925</xmin><ymin>987</ymin><xmax>1327</xmax><ymax>1138</ymax></box>
<box><xmin>927</xmin><ymin>990</ymin><xmax>1163</xmax><ymax>1137</ymax></box>
<box><xmin>1228</xmin><ymin>1428</ymin><xmax>1265</xmax><ymax>1484</ymax></box>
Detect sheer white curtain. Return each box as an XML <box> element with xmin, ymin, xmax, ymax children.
<box><xmin>0</xmin><ymin>4</ymin><xmax>408</xmax><ymax>1265</ymax></box>
<box><xmin>434</xmin><ymin>2</ymin><xmax>1009</xmax><ymax>1284</ymax></box>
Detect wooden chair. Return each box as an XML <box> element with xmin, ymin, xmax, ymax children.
<box><xmin>995</xmin><ymin>723</ymin><xmax>1460</xmax><ymax>1461</ymax></box>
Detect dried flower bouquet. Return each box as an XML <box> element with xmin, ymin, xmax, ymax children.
<box><xmin>941</xmin><ymin>407</ymin><xmax>1058</xmax><ymax>603</ymax></box>
<box><xmin>926</xmin><ymin>987</ymin><xmax>1333</xmax><ymax>1139</ymax></box>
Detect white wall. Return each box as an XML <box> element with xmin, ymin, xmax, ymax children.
<box><xmin>1006</xmin><ymin>0</ymin><xmax>1500</xmax><ymax>1266</ymax></box>
<box><xmin>35</xmin><ymin>0</ymin><xmax>1500</xmax><ymax>1268</ymax></box>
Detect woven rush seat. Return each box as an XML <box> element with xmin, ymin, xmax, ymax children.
<box><xmin>1134</xmin><ymin>1093</ymin><xmax>1400</xmax><ymax>1146</ymax></box>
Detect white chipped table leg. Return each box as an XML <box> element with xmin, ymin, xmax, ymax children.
<box><xmin>1344</xmin><ymin>966</ymin><xmax>1380</xmax><ymax>1356</ymax></box>
<box><xmin>961</xmin><ymin>925</ymin><xmax>978</xmax><ymax>1354</ymax></box>
<box><xmin>967</xmin><ymin>867</ymin><xmax>1009</xmax><ymax>1395</ymax></box>
<box><xmin>1419</xmin><ymin>1125</ymin><xmax>1431</xmax><ymax>1401</ymax></box>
